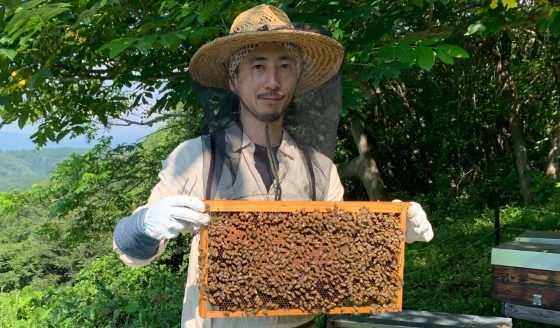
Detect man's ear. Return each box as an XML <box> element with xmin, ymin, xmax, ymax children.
<box><xmin>228</xmin><ymin>75</ymin><xmax>238</xmax><ymax>93</ymax></box>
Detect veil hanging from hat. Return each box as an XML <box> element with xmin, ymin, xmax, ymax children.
<box><xmin>190</xmin><ymin>26</ymin><xmax>342</xmax><ymax>200</ymax></box>
<box><xmin>191</xmin><ymin>71</ymin><xmax>342</xmax><ymax>201</ymax></box>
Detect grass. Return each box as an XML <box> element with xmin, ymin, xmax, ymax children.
<box><xmin>401</xmin><ymin>202</ymin><xmax>560</xmax><ymax>328</ymax></box>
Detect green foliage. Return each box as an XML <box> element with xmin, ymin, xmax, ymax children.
<box><xmin>0</xmin><ymin>105</ymin><xmax>202</xmax><ymax>293</ymax></box>
<box><xmin>337</xmin><ymin>25</ymin><xmax>560</xmax><ymax>208</ymax></box>
<box><xmin>0</xmin><ymin>103</ymin><xmax>201</xmax><ymax>294</ymax></box>
<box><xmin>2</xmin><ymin>1</ymin><xmax>71</xmax><ymax>44</ymax></box>
<box><xmin>0</xmin><ymin>182</ymin><xmax>110</xmax><ymax>293</ymax></box>
<box><xmin>44</xmin><ymin>110</ymin><xmax>201</xmax><ymax>246</ymax></box>
<box><xmin>0</xmin><ymin>0</ymin><xmax>482</xmax><ymax>145</ymax></box>
<box><xmin>2</xmin><ymin>0</ymin><xmax>558</xmax><ymax>206</ymax></box>
<box><xmin>0</xmin><ymin>0</ymin><xmax>227</xmax><ymax>145</ymax></box>
<box><xmin>0</xmin><ymin>254</ymin><xmax>185</xmax><ymax>327</ymax></box>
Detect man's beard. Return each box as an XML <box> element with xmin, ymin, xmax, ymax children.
<box><xmin>240</xmin><ymin>98</ymin><xmax>284</xmax><ymax>123</ymax></box>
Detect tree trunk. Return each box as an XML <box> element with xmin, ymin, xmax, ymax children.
<box><xmin>495</xmin><ymin>32</ymin><xmax>532</xmax><ymax>204</ymax></box>
<box><xmin>337</xmin><ymin>112</ymin><xmax>387</xmax><ymax>201</ymax></box>
<box><xmin>545</xmin><ymin>37</ymin><xmax>560</xmax><ymax>179</ymax></box>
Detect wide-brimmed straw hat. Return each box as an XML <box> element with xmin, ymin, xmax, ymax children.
<box><xmin>189</xmin><ymin>4</ymin><xmax>343</xmax><ymax>93</ymax></box>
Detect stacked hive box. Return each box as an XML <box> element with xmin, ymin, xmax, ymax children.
<box><xmin>491</xmin><ymin>230</ymin><xmax>560</xmax><ymax>326</ymax></box>
<box><xmin>198</xmin><ymin>200</ymin><xmax>408</xmax><ymax>318</ymax></box>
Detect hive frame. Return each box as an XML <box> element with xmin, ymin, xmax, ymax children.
<box><xmin>199</xmin><ymin>200</ymin><xmax>409</xmax><ymax>318</ymax></box>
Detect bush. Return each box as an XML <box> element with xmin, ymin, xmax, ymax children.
<box><xmin>0</xmin><ymin>254</ymin><xmax>185</xmax><ymax>327</ymax></box>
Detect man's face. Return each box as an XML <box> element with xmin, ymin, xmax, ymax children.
<box><xmin>229</xmin><ymin>43</ymin><xmax>299</xmax><ymax>123</ymax></box>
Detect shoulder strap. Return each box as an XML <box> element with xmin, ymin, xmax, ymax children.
<box><xmin>294</xmin><ymin>140</ymin><xmax>321</xmax><ymax>201</ymax></box>
<box><xmin>301</xmin><ymin>146</ymin><xmax>317</xmax><ymax>201</ymax></box>
<box><xmin>202</xmin><ymin>134</ymin><xmax>213</xmax><ymax>200</ymax></box>
<box><xmin>203</xmin><ymin>124</ymin><xmax>243</xmax><ymax>200</ymax></box>
<box><xmin>302</xmin><ymin>145</ymin><xmax>330</xmax><ymax>201</ymax></box>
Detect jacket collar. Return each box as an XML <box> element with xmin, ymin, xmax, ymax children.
<box><xmin>226</xmin><ymin>121</ymin><xmax>297</xmax><ymax>160</ymax></box>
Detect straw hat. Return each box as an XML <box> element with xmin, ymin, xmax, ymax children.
<box><xmin>189</xmin><ymin>4</ymin><xmax>343</xmax><ymax>93</ymax></box>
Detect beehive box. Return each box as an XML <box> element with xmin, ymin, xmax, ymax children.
<box><xmin>198</xmin><ymin>200</ymin><xmax>409</xmax><ymax>318</ymax></box>
<box><xmin>491</xmin><ymin>230</ymin><xmax>560</xmax><ymax>326</ymax></box>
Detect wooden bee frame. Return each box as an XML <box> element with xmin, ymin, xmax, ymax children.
<box><xmin>199</xmin><ymin>200</ymin><xmax>409</xmax><ymax>318</ymax></box>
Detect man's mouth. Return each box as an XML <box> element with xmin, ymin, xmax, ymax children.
<box><xmin>258</xmin><ymin>92</ymin><xmax>284</xmax><ymax>100</ymax></box>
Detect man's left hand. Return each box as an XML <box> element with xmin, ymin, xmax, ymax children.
<box><xmin>394</xmin><ymin>200</ymin><xmax>434</xmax><ymax>243</ymax></box>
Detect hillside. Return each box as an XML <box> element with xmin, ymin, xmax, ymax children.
<box><xmin>0</xmin><ymin>148</ymin><xmax>89</xmax><ymax>192</ymax></box>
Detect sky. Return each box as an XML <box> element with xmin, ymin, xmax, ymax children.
<box><xmin>0</xmin><ymin>83</ymin><xmax>165</xmax><ymax>150</ymax></box>
<box><xmin>0</xmin><ymin>121</ymin><xmax>159</xmax><ymax>150</ymax></box>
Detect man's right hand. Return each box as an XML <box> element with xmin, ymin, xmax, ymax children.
<box><xmin>143</xmin><ymin>195</ymin><xmax>211</xmax><ymax>240</ymax></box>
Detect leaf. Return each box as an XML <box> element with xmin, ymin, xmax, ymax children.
<box><xmin>5</xmin><ymin>10</ymin><xmax>34</xmax><ymax>41</ymax></box>
<box><xmin>378</xmin><ymin>45</ymin><xmax>397</xmax><ymax>62</ymax></box>
<box><xmin>0</xmin><ymin>48</ymin><xmax>17</xmax><ymax>61</ymax></box>
<box><xmin>501</xmin><ymin>0</ymin><xmax>518</xmax><ymax>9</ymax></box>
<box><xmin>159</xmin><ymin>32</ymin><xmax>181</xmax><ymax>49</ymax></box>
<box><xmin>490</xmin><ymin>0</ymin><xmax>518</xmax><ymax>10</ymax></box>
<box><xmin>537</xmin><ymin>17</ymin><xmax>549</xmax><ymax>33</ymax></box>
<box><xmin>55</xmin><ymin>129</ymin><xmax>71</xmax><ymax>142</ymax></box>
<box><xmin>397</xmin><ymin>44</ymin><xmax>416</xmax><ymax>66</ymax></box>
<box><xmin>158</xmin><ymin>0</ymin><xmax>179</xmax><ymax>13</ymax></box>
<box><xmin>135</xmin><ymin>35</ymin><xmax>157</xmax><ymax>54</ymax></box>
<box><xmin>5</xmin><ymin>4</ymin><xmax>71</xmax><ymax>43</ymax></box>
<box><xmin>98</xmin><ymin>38</ymin><xmax>136</xmax><ymax>58</ymax></box>
<box><xmin>416</xmin><ymin>45</ymin><xmax>435</xmax><ymax>70</ymax></box>
<box><xmin>419</xmin><ymin>36</ymin><xmax>447</xmax><ymax>47</ymax></box>
<box><xmin>436</xmin><ymin>44</ymin><xmax>469</xmax><ymax>58</ymax></box>
<box><xmin>550</xmin><ymin>12</ymin><xmax>560</xmax><ymax>37</ymax></box>
<box><xmin>188</xmin><ymin>33</ymin><xmax>202</xmax><ymax>46</ymax></box>
<box><xmin>436</xmin><ymin>48</ymin><xmax>454</xmax><ymax>64</ymax></box>
<box><xmin>19</xmin><ymin>0</ymin><xmax>48</xmax><ymax>9</ymax></box>
<box><xmin>465</xmin><ymin>22</ymin><xmax>486</xmax><ymax>36</ymax></box>
<box><xmin>381</xmin><ymin>64</ymin><xmax>402</xmax><ymax>79</ymax></box>
<box><xmin>359</xmin><ymin>47</ymin><xmax>371</xmax><ymax>62</ymax></box>
<box><xmin>18</xmin><ymin>110</ymin><xmax>28</xmax><ymax>129</ymax></box>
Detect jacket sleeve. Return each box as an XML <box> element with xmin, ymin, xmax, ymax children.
<box><xmin>112</xmin><ymin>208</ymin><xmax>169</xmax><ymax>267</ymax></box>
<box><xmin>112</xmin><ymin>137</ymin><xmax>205</xmax><ymax>267</ymax></box>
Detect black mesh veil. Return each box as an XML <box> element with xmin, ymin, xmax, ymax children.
<box><xmin>284</xmin><ymin>71</ymin><xmax>341</xmax><ymax>160</ymax></box>
<box><xmin>191</xmin><ymin>71</ymin><xmax>341</xmax><ymax>159</ymax></box>
<box><xmin>191</xmin><ymin>81</ymin><xmax>240</xmax><ymax>134</ymax></box>
<box><xmin>189</xmin><ymin>26</ymin><xmax>342</xmax><ymax>200</ymax></box>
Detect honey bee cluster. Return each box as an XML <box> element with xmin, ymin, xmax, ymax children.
<box><xmin>199</xmin><ymin>207</ymin><xmax>404</xmax><ymax>315</ymax></box>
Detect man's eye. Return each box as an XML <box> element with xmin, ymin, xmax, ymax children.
<box><xmin>280</xmin><ymin>63</ymin><xmax>292</xmax><ymax>69</ymax></box>
<box><xmin>252</xmin><ymin>64</ymin><xmax>264</xmax><ymax>70</ymax></box>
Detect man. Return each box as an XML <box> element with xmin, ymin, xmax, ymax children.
<box><xmin>113</xmin><ymin>4</ymin><xmax>433</xmax><ymax>328</ymax></box>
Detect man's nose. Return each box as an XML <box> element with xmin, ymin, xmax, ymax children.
<box><xmin>263</xmin><ymin>68</ymin><xmax>280</xmax><ymax>90</ymax></box>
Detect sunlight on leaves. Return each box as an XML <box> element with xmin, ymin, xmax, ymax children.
<box><xmin>490</xmin><ymin>0</ymin><xmax>518</xmax><ymax>10</ymax></box>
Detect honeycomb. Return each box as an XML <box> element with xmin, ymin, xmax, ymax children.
<box><xmin>199</xmin><ymin>206</ymin><xmax>404</xmax><ymax>317</ymax></box>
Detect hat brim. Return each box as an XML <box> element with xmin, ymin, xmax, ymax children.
<box><xmin>189</xmin><ymin>29</ymin><xmax>344</xmax><ymax>93</ymax></box>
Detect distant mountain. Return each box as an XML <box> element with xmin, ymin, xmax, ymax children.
<box><xmin>0</xmin><ymin>148</ymin><xmax>88</xmax><ymax>192</ymax></box>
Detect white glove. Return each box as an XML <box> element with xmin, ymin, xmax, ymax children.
<box><xmin>393</xmin><ymin>200</ymin><xmax>434</xmax><ymax>243</ymax></box>
<box><xmin>143</xmin><ymin>195</ymin><xmax>211</xmax><ymax>240</ymax></box>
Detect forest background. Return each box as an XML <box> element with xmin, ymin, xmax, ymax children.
<box><xmin>1</xmin><ymin>0</ymin><xmax>560</xmax><ymax>327</ymax></box>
